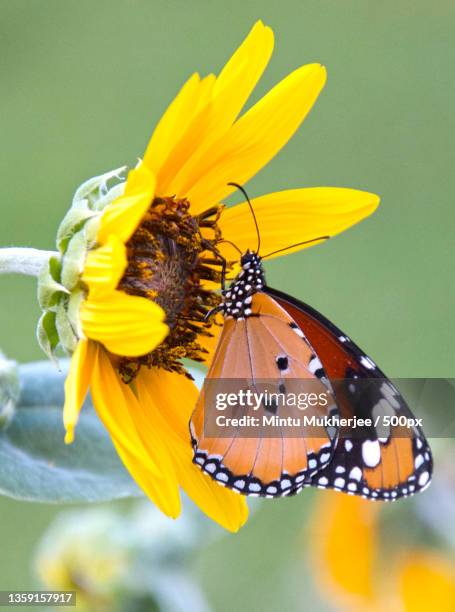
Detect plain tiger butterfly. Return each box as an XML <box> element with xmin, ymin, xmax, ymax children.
<box><xmin>190</xmin><ymin>185</ymin><xmax>433</xmax><ymax>501</ymax></box>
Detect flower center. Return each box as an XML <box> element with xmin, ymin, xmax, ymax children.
<box><xmin>117</xmin><ymin>196</ymin><xmax>225</xmax><ymax>382</ymax></box>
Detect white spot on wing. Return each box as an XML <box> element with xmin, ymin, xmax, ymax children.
<box><xmin>309</xmin><ymin>355</ymin><xmax>323</xmax><ymax>375</ymax></box>
<box><xmin>248</xmin><ymin>482</ymin><xmax>261</xmax><ymax>492</ymax></box>
<box><xmin>380</xmin><ymin>382</ymin><xmax>400</xmax><ymax>409</ymax></box>
<box><xmin>362</xmin><ymin>440</ymin><xmax>381</xmax><ymax>468</ymax></box>
<box><xmin>290</xmin><ymin>323</ymin><xmax>305</xmax><ymax>338</ymax></box>
<box><xmin>418</xmin><ymin>471</ymin><xmax>430</xmax><ymax>487</ymax></box>
<box><xmin>415</xmin><ymin>454</ymin><xmax>424</xmax><ymax>469</ymax></box>
<box><xmin>349</xmin><ymin>467</ymin><xmax>362</xmax><ymax>481</ymax></box>
<box><xmin>360</xmin><ymin>355</ymin><xmax>376</xmax><ymax>370</ymax></box>
<box><xmin>320</xmin><ymin>452</ymin><xmax>331</xmax><ymax>464</ymax></box>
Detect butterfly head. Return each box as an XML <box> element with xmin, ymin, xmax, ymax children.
<box><xmin>237</xmin><ymin>250</ymin><xmax>265</xmax><ymax>289</ymax></box>
<box><xmin>240</xmin><ymin>249</ymin><xmax>262</xmax><ymax>270</ymax></box>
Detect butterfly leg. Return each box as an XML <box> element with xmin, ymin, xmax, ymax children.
<box><xmin>204</xmin><ymin>303</ymin><xmax>225</xmax><ymax>321</ymax></box>
<box><xmin>199</xmin><ymin>239</ymin><xmax>228</xmax><ymax>292</ymax></box>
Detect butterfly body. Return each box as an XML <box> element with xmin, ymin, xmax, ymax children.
<box><xmin>220</xmin><ymin>251</ymin><xmax>265</xmax><ymax>319</ymax></box>
<box><xmin>190</xmin><ymin>250</ymin><xmax>433</xmax><ymax>501</ymax></box>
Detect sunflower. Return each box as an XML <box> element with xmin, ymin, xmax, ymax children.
<box><xmin>55</xmin><ymin>21</ymin><xmax>379</xmax><ymax>532</ymax></box>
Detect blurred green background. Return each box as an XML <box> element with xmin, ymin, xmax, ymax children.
<box><xmin>1</xmin><ymin>1</ymin><xmax>454</xmax><ymax>610</ymax></box>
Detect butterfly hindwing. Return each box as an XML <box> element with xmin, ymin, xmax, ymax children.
<box><xmin>266</xmin><ymin>286</ymin><xmax>433</xmax><ymax>500</ymax></box>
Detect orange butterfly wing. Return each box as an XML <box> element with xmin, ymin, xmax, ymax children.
<box><xmin>190</xmin><ymin>293</ymin><xmax>338</xmax><ymax>497</ymax></box>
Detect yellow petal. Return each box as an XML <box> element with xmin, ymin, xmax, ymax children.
<box><xmin>155</xmin><ymin>22</ymin><xmax>273</xmax><ymax>197</ymax></box>
<box><xmin>90</xmin><ymin>347</ymin><xmax>181</xmax><ymax>517</ymax></box>
<box><xmin>152</xmin><ymin>75</ymin><xmax>216</xmax><ymax>194</ymax></box>
<box><xmin>218</xmin><ymin>187</ymin><xmax>380</xmax><ymax>260</ymax></box>
<box><xmin>399</xmin><ymin>551</ymin><xmax>455</xmax><ymax>612</ymax></box>
<box><xmin>311</xmin><ymin>493</ymin><xmax>379</xmax><ymax>605</ymax></box>
<box><xmin>166</xmin><ymin>21</ymin><xmax>274</xmax><ymax>197</ymax></box>
<box><xmin>143</xmin><ymin>72</ymin><xmax>203</xmax><ymax>176</ymax></box>
<box><xmin>213</xmin><ymin>21</ymin><xmax>274</xmax><ymax>116</ymax></box>
<box><xmin>63</xmin><ymin>339</ymin><xmax>97</xmax><ymax>444</ymax></box>
<box><xmin>81</xmin><ymin>289</ymin><xmax>168</xmax><ymax>357</ymax></box>
<box><xmin>135</xmin><ymin>368</ymin><xmax>249</xmax><ymax>532</ymax></box>
<box><xmin>97</xmin><ymin>164</ymin><xmax>156</xmax><ymax>245</ymax></box>
<box><xmin>112</xmin><ymin>440</ymin><xmax>180</xmax><ymax>519</ymax></box>
<box><xmin>185</xmin><ymin>63</ymin><xmax>327</xmax><ymax>213</ymax></box>
<box><xmin>82</xmin><ymin>235</ymin><xmax>127</xmax><ymax>296</ymax></box>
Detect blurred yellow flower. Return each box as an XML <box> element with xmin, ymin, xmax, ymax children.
<box><xmin>312</xmin><ymin>492</ymin><xmax>379</xmax><ymax>608</ymax></box>
<box><xmin>35</xmin><ymin>511</ymin><xmax>129</xmax><ymax>611</ymax></box>
<box><xmin>311</xmin><ymin>492</ymin><xmax>455</xmax><ymax>611</ymax></box>
<box><xmin>35</xmin><ymin>504</ymin><xmax>213</xmax><ymax>612</ymax></box>
<box><xmin>399</xmin><ymin>552</ymin><xmax>455</xmax><ymax>612</ymax></box>
<box><xmin>60</xmin><ymin>21</ymin><xmax>379</xmax><ymax>531</ymax></box>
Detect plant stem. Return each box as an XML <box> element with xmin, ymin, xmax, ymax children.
<box><xmin>0</xmin><ymin>248</ymin><xmax>58</xmax><ymax>277</ymax></box>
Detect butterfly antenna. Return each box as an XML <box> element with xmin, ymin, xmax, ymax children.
<box><xmin>218</xmin><ymin>239</ymin><xmax>243</xmax><ymax>256</ymax></box>
<box><xmin>227</xmin><ymin>182</ymin><xmax>260</xmax><ymax>255</ymax></box>
<box><xmin>262</xmin><ymin>236</ymin><xmax>330</xmax><ymax>259</ymax></box>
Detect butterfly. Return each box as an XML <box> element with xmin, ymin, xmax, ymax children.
<box><xmin>190</xmin><ymin>186</ymin><xmax>433</xmax><ymax>501</ymax></box>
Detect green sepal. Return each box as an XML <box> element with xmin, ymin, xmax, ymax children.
<box><xmin>91</xmin><ymin>180</ymin><xmax>126</xmax><ymax>212</ymax></box>
<box><xmin>56</xmin><ymin>208</ymin><xmax>97</xmax><ymax>254</ymax></box>
<box><xmin>67</xmin><ymin>288</ymin><xmax>85</xmax><ymax>340</ymax></box>
<box><xmin>56</xmin><ymin>167</ymin><xmax>126</xmax><ymax>253</ymax></box>
<box><xmin>82</xmin><ymin>180</ymin><xmax>126</xmax><ymax>243</ymax></box>
<box><xmin>36</xmin><ymin>311</ymin><xmax>60</xmax><ymax>363</ymax></box>
<box><xmin>37</xmin><ymin>254</ymin><xmax>68</xmax><ymax>311</ymax></box>
<box><xmin>60</xmin><ymin>230</ymin><xmax>88</xmax><ymax>291</ymax></box>
<box><xmin>72</xmin><ymin>166</ymin><xmax>126</xmax><ymax>209</ymax></box>
<box><xmin>55</xmin><ymin>301</ymin><xmax>78</xmax><ymax>354</ymax></box>
<box><xmin>84</xmin><ymin>215</ymin><xmax>102</xmax><ymax>245</ymax></box>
